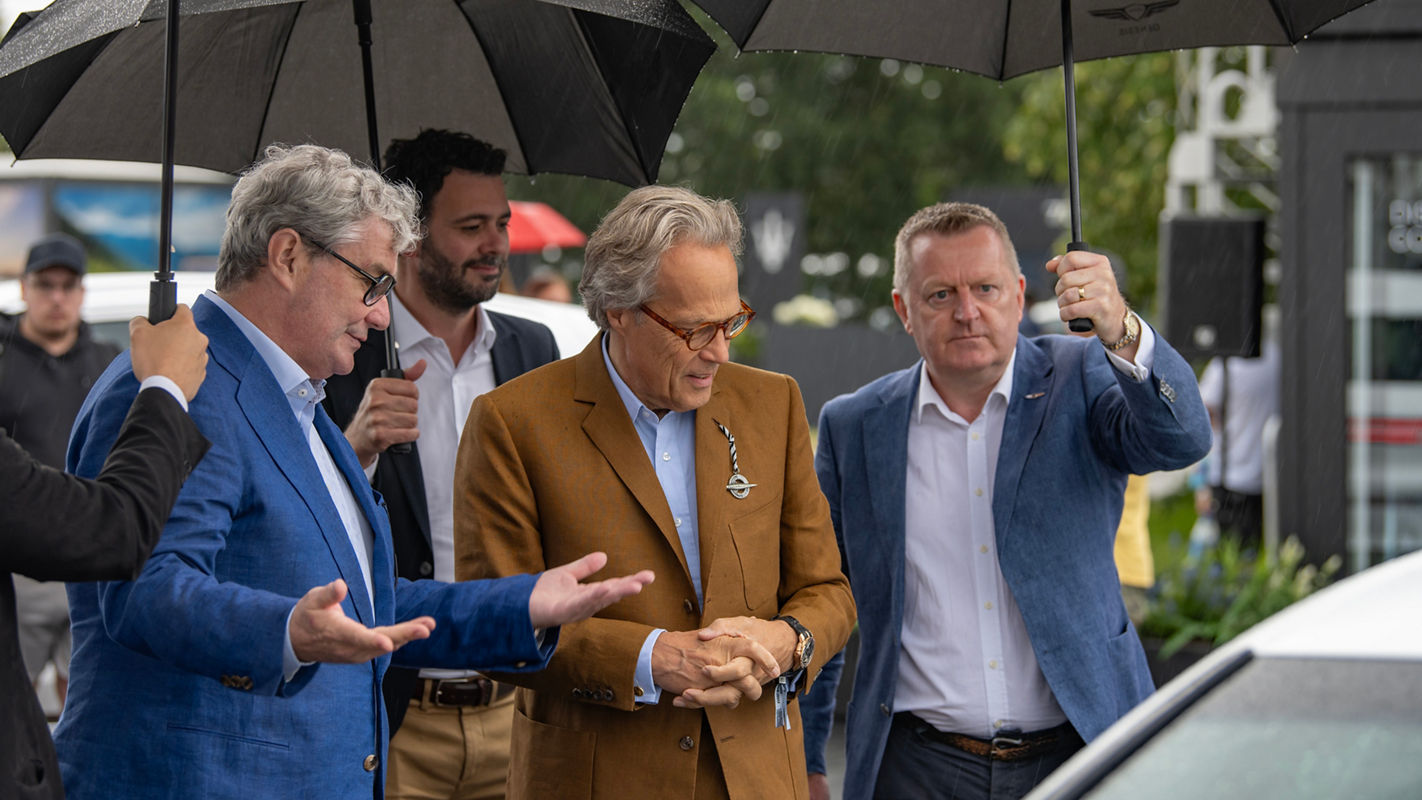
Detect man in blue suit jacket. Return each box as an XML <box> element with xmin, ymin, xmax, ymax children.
<box><xmin>802</xmin><ymin>203</ymin><xmax>1210</xmax><ymax>800</ymax></box>
<box><xmin>56</xmin><ymin>144</ymin><xmax>652</xmax><ymax>800</ymax></box>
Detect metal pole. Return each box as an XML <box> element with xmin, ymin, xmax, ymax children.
<box><xmin>1061</xmin><ymin>0</ymin><xmax>1092</xmax><ymax>332</ymax></box>
<box><xmin>353</xmin><ymin>0</ymin><xmax>381</xmax><ymax>171</ymax></box>
<box><xmin>150</xmin><ymin>0</ymin><xmax>180</xmax><ymax>322</ymax></box>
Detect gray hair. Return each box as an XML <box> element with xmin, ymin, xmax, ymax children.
<box><xmin>893</xmin><ymin>202</ymin><xmax>1021</xmax><ymax>292</ymax></box>
<box><xmin>216</xmin><ymin>144</ymin><xmax>420</xmax><ymax>291</ymax></box>
<box><xmin>579</xmin><ymin>185</ymin><xmax>743</xmax><ymax>330</ymax></box>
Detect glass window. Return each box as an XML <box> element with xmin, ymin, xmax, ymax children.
<box><xmin>1346</xmin><ymin>156</ymin><xmax>1422</xmax><ymax>569</ymax></box>
<box><xmin>1086</xmin><ymin>658</ymin><xmax>1422</xmax><ymax>799</ymax></box>
<box><xmin>51</xmin><ymin>181</ymin><xmax>231</xmax><ymax>272</ymax></box>
<box><xmin>0</xmin><ymin>181</ymin><xmax>47</xmax><ymax>277</ymax></box>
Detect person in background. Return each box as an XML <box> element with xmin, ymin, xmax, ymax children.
<box><xmin>3</xmin><ymin>305</ymin><xmax>211</xmax><ymax>800</ymax></box>
<box><xmin>0</xmin><ymin>232</ymin><xmax>120</xmax><ymax>711</ymax></box>
<box><xmin>1197</xmin><ymin>337</ymin><xmax>1280</xmax><ymax>549</ymax></box>
<box><xmin>323</xmin><ymin>129</ymin><xmax>561</xmax><ymax>800</ymax></box>
<box><xmin>520</xmin><ymin>266</ymin><xmax>574</xmax><ymax>303</ymax></box>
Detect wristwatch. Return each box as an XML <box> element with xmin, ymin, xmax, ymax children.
<box><xmin>774</xmin><ymin>615</ymin><xmax>815</xmax><ymax>672</ymax></box>
<box><xmin>1101</xmin><ymin>308</ymin><xmax>1141</xmax><ymax>351</ymax></box>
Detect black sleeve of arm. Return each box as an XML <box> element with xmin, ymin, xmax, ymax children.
<box><xmin>1</xmin><ymin>387</ymin><xmax>210</xmax><ymax>582</ymax></box>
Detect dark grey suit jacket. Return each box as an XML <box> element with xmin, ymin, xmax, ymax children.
<box><xmin>1</xmin><ymin>387</ymin><xmax>208</xmax><ymax>799</ymax></box>
<box><xmin>322</xmin><ymin>309</ymin><xmax>560</xmax><ymax>731</ymax></box>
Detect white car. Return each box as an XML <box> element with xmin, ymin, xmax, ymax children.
<box><xmin>0</xmin><ymin>271</ymin><xmax>598</xmax><ymax>358</ymax></box>
<box><xmin>1026</xmin><ymin>548</ymin><xmax>1422</xmax><ymax>800</ymax></box>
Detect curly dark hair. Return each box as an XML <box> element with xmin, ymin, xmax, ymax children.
<box><xmin>381</xmin><ymin>129</ymin><xmax>506</xmax><ymax>223</ymax></box>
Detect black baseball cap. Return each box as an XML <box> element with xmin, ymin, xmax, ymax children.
<box><xmin>24</xmin><ymin>233</ymin><xmax>87</xmax><ymax>276</ymax></box>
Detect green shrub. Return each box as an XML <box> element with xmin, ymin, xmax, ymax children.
<box><xmin>1138</xmin><ymin>535</ymin><xmax>1341</xmax><ymax>659</ymax></box>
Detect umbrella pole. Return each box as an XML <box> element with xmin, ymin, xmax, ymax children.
<box><xmin>351</xmin><ymin>0</ymin><xmax>409</xmax><ymax>453</ymax></box>
<box><xmin>1060</xmin><ymin>0</ymin><xmax>1093</xmax><ymax>332</ymax></box>
<box><xmin>150</xmin><ymin>0</ymin><xmax>180</xmax><ymax>323</ymax></box>
<box><xmin>353</xmin><ymin>0</ymin><xmax>382</xmax><ymax>172</ymax></box>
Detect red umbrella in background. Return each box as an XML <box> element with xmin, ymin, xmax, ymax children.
<box><xmin>508</xmin><ymin>201</ymin><xmax>587</xmax><ymax>254</ymax></box>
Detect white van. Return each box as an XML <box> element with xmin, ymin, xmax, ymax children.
<box><xmin>0</xmin><ymin>271</ymin><xmax>597</xmax><ymax>357</ymax></box>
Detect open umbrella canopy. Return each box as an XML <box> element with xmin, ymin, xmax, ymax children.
<box><xmin>508</xmin><ymin>201</ymin><xmax>586</xmax><ymax>254</ymax></box>
<box><xmin>0</xmin><ymin>0</ymin><xmax>714</xmax><ymax>187</ymax></box>
<box><xmin>691</xmin><ymin>0</ymin><xmax>1376</xmax><ymax>81</ymax></box>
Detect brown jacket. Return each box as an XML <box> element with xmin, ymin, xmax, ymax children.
<box><xmin>454</xmin><ymin>336</ymin><xmax>855</xmax><ymax>800</ymax></box>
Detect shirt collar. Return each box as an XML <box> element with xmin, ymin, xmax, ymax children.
<box><xmin>204</xmin><ymin>290</ymin><xmax>325</xmax><ymax>424</ymax></box>
<box><xmin>602</xmin><ymin>333</ymin><xmax>665</xmax><ymax>427</ymax></box>
<box><xmin>389</xmin><ymin>292</ymin><xmax>497</xmax><ymax>360</ymax></box>
<box><xmin>914</xmin><ymin>347</ymin><xmax>1017</xmax><ymax>425</ymax></box>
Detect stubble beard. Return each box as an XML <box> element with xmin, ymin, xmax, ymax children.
<box><xmin>418</xmin><ymin>242</ymin><xmax>504</xmax><ymax>315</ymax></box>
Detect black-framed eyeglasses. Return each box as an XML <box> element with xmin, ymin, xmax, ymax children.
<box><xmin>304</xmin><ymin>236</ymin><xmax>396</xmax><ymax>307</ymax></box>
<box><xmin>639</xmin><ymin>300</ymin><xmax>756</xmax><ymax>351</ymax></box>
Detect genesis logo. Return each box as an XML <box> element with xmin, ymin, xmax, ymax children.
<box><xmin>1089</xmin><ymin>0</ymin><xmax>1180</xmax><ymax>22</ymax></box>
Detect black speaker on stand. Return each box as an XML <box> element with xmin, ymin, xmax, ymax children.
<box><xmin>1158</xmin><ymin>215</ymin><xmax>1266</xmax><ymax>360</ymax></box>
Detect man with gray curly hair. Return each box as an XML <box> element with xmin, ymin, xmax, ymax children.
<box><xmin>55</xmin><ymin>144</ymin><xmax>654</xmax><ymax>800</ymax></box>
<box><xmin>454</xmin><ymin>185</ymin><xmax>855</xmax><ymax>799</ymax></box>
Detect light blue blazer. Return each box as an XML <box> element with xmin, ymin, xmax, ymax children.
<box><xmin>801</xmin><ymin>331</ymin><xmax>1211</xmax><ymax>799</ymax></box>
<box><xmin>57</xmin><ymin>296</ymin><xmax>553</xmax><ymax>799</ymax></box>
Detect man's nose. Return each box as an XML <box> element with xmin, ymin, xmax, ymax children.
<box><xmin>953</xmin><ymin>294</ymin><xmax>980</xmax><ymax>322</ymax></box>
<box><xmin>368</xmin><ymin>296</ymin><xmax>392</xmax><ymax>330</ymax></box>
<box><xmin>699</xmin><ymin>329</ymin><xmax>732</xmax><ymax>364</ymax></box>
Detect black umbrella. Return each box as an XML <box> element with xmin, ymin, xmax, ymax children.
<box><xmin>0</xmin><ymin>0</ymin><xmax>714</xmax><ymax>318</ymax></box>
<box><xmin>690</xmin><ymin>0</ymin><xmax>1376</xmax><ymax>330</ymax></box>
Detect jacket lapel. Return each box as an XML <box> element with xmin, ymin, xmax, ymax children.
<box><xmin>693</xmin><ymin>389</ymin><xmax>737</xmax><ymax>599</ymax></box>
<box><xmin>317</xmin><ymin>406</ymin><xmax>392</xmax><ymax>625</ymax></box>
<box><xmin>992</xmin><ymin>336</ymin><xmax>1053</xmax><ymax>547</ymax></box>
<box><xmin>573</xmin><ymin>336</ymin><xmax>689</xmax><ymax>578</ymax></box>
<box><xmin>196</xmin><ymin>297</ymin><xmax>377</xmax><ymax>626</ymax></box>
<box><xmin>861</xmin><ymin>366</ymin><xmax>917</xmax><ymax>535</ymax></box>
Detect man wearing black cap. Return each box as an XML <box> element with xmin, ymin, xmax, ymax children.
<box><xmin>0</xmin><ymin>232</ymin><xmax>119</xmax><ymax>710</ymax></box>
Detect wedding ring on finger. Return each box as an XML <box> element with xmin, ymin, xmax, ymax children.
<box><xmin>1077</xmin><ymin>285</ymin><xmax>1087</xmax><ymax>301</ymax></box>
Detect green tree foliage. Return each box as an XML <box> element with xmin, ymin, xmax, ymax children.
<box><xmin>511</xmin><ymin>38</ymin><xmax>1179</xmax><ymax>318</ymax></box>
<box><xmin>1002</xmin><ymin>53</ymin><xmax>1178</xmax><ymax>308</ymax></box>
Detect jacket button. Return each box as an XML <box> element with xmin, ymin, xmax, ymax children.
<box><xmin>683</xmin><ymin>598</ymin><xmax>695</xmax><ymax>614</ymax></box>
<box><xmin>679</xmin><ymin>736</ymin><xmax>695</xmax><ymax>751</ymax></box>
<box><xmin>363</xmin><ymin>754</ymin><xmax>378</xmax><ymax>772</ymax></box>
<box><xmin>419</xmin><ymin>561</ymin><xmax>433</xmax><ymax>576</ymax></box>
<box><xmin>601</xmin><ymin>689</ymin><xmax>614</xmax><ymax>702</ymax></box>
<box><xmin>880</xmin><ymin>703</ymin><xmax>891</xmax><ymax>716</ymax></box>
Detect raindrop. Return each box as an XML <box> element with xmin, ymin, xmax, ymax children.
<box><xmin>880</xmin><ymin>59</ymin><xmax>900</xmax><ymax>77</ymax></box>
<box><xmin>735</xmin><ymin>77</ymin><xmax>756</xmax><ymax>102</ymax></box>
<box><xmin>903</xmin><ymin>63</ymin><xmax>924</xmax><ymax>85</ymax></box>
<box><xmin>665</xmin><ymin>132</ymin><xmax>684</xmax><ymax>154</ymax></box>
<box><xmin>868</xmin><ymin>306</ymin><xmax>900</xmax><ymax>332</ymax></box>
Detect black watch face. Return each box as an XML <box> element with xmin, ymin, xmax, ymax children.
<box><xmin>801</xmin><ymin>636</ymin><xmax>815</xmax><ymax>669</ymax></box>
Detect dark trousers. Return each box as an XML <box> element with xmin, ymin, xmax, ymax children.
<box><xmin>873</xmin><ymin>714</ymin><xmax>1083</xmax><ymax>800</ymax></box>
<box><xmin>1213</xmin><ymin>487</ymin><xmax>1263</xmax><ymax>548</ymax></box>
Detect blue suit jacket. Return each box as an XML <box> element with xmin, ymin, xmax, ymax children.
<box><xmin>801</xmin><ymin>332</ymin><xmax>1211</xmax><ymax>799</ymax></box>
<box><xmin>56</xmin><ymin>296</ymin><xmax>554</xmax><ymax>800</ymax></box>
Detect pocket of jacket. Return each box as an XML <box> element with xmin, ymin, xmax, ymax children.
<box><xmin>508</xmin><ymin>706</ymin><xmax>594</xmax><ymax>800</ymax></box>
<box><xmin>728</xmin><ymin>499</ymin><xmax>783</xmax><ymax>613</ymax></box>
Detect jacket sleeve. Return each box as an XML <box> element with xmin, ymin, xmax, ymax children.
<box><xmin>4</xmin><ymin>386</ymin><xmax>208</xmax><ymax>581</ymax></box>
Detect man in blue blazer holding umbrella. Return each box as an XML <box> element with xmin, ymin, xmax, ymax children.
<box><xmin>802</xmin><ymin>202</ymin><xmax>1210</xmax><ymax>800</ymax></box>
<box><xmin>57</xmin><ymin>144</ymin><xmax>652</xmax><ymax>800</ymax></box>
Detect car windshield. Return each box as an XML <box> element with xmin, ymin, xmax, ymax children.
<box><xmin>1086</xmin><ymin>658</ymin><xmax>1422</xmax><ymax>799</ymax></box>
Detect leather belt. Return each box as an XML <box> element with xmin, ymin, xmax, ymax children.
<box><xmin>416</xmin><ymin>676</ymin><xmax>514</xmax><ymax>708</ymax></box>
<box><xmin>897</xmin><ymin>714</ymin><xmax>1077</xmax><ymax>762</ymax></box>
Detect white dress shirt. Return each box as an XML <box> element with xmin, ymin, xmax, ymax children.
<box><xmin>388</xmin><ymin>293</ymin><xmax>497</xmax><ymax>680</ymax></box>
<box><xmin>898</xmin><ymin>327</ymin><xmax>1156</xmax><ymax>737</ymax></box>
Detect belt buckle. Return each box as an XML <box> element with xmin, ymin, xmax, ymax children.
<box><xmin>990</xmin><ymin>730</ymin><xmax>1026</xmax><ymax>758</ymax></box>
<box><xmin>432</xmin><ymin>677</ymin><xmax>490</xmax><ymax>707</ymax></box>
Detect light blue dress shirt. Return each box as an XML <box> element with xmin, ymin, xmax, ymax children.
<box><xmin>202</xmin><ymin>291</ymin><xmax>375</xmax><ymax>680</ymax></box>
<box><xmin>601</xmin><ymin>337</ymin><xmax>699</xmax><ymax>705</ymax></box>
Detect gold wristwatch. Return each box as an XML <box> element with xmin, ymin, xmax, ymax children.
<box><xmin>1101</xmin><ymin>309</ymin><xmax>1140</xmax><ymax>351</ymax></box>
<box><xmin>775</xmin><ymin>615</ymin><xmax>814</xmax><ymax>672</ymax></box>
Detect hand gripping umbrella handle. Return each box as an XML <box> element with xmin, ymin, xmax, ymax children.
<box><xmin>1066</xmin><ymin>241</ymin><xmax>1093</xmax><ymax>333</ymax></box>
<box><xmin>381</xmin><ymin>327</ymin><xmax>412</xmax><ymax>455</ymax></box>
<box><xmin>149</xmin><ymin>274</ymin><xmax>177</xmax><ymax>323</ymax></box>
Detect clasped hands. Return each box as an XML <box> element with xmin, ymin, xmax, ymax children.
<box><xmin>652</xmin><ymin>615</ymin><xmax>797</xmax><ymax>710</ymax></box>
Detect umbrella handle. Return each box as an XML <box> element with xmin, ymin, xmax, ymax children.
<box><xmin>149</xmin><ymin>274</ymin><xmax>177</xmax><ymax>323</ymax></box>
<box><xmin>380</xmin><ymin>325</ymin><xmax>412</xmax><ymax>454</ymax></box>
<box><xmin>1066</xmin><ymin>240</ymin><xmax>1093</xmax><ymax>333</ymax></box>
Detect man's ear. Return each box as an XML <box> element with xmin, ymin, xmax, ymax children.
<box><xmin>606</xmin><ymin>307</ymin><xmax>631</xmax><ymax>335</ymax></box>
<box><xmin>266</xmin><ymin>228</ymin><xmax>305</xmax><ymax>292</ymax></box>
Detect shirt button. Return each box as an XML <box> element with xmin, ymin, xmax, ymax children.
<box><xmin>662</xmin><ymin>452</ymin><xmax>671</xmax><ymax>461</ymax></box>
<box><xmin>298</xmin><ymin>388</ymin><xmax>308</xmax><ymax>397</ymax></box>
<box><xmin>989</xmin><ymin>659</ymin><xmax>998</xmax><ymax>669</ymax></box>
<box><xmin>675</xmin><ymin>517</ymin><xmax>683</xmax><ymax>527</ymax></box>
<box><xmin>975</xmin><ymin>488</ymin><xmax>984</xmax><ymax>497</ymax></box>
<box><xmin>679</xmin><ymin>736</ymin><xmax>695</xmax><ymax>751</ymax></box>
<box><xmin>979</xmin><ymin>545</ymin><xmax>988</xmax><ymax>554</ymax></box>
<box><xmin>971</xmin><ymin>432</ymin><xmax>980</xmax><ymax>441</ymax></box>
<box><xmin>984</xmin><ymin>601</ymin><xmax>994</xmax><ymax>610</ymax></box>
<box><xmin>994</xmin><ymin>720</ymin><xmax>1004</xmax><ymax>730</ymax></box>
<box><xmin>363</xmin><ymin>754</ymin><xmax>379</xmax><ymax>771</ymax></box>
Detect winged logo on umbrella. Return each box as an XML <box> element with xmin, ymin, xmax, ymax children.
<box><xmin>1089</xmin><ymin>0</ymin><xmax>1181</xmax><ymax>21</ymax></box>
